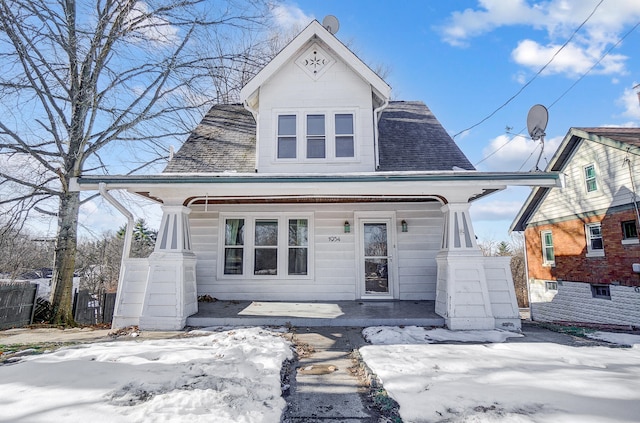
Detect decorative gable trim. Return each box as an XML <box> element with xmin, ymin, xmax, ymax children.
<box><xmin>240</xmin><ymin>20</ymin><xmax>390</xmax><ymax>104</ymax></box>
<box><xmin>295</xmin><ymin>42</ymin><xmax>336</xmax><ymax>80</ymax></box>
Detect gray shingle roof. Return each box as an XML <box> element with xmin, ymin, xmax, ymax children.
<box><xmin>163</xmin><ymin>104</ymin><xmax>256</xmax><ymax>173</ymax></box>
<box><xmin>377</xmin><ymin>101</ymin><xmax>474</xmax><ymax>171</ymax></box>
<box><xmin>163</xmin><ymin>101</ymin><xmax>474</xmax><ymax>173</ymax></box>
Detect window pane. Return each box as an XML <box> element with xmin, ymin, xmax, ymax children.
<box><xmin>364</xmin><ymin>223</ymin><xmax>387</xmax><ymax>256</ymax></box>
<box><xmin>224</xmin><ymin>248</ymin><xmax>243</xmax><ymax>275</ymax></box>
<box><xmin>255</xmin><ymin>220</ymin><xmax>278</xmax><ymax>246</ymax></box>
<box><xmin>254</xmin><ymin>249</ymin><xmax>277</xmax><ymax>275</ymax></box>
<box><xmin>623</xmin><ymin>221</ymin><xmax>638</xmax><ymax>239</ymax></box>
<box><xmin>289</xmin><ymin>219</ymin><xmax>308</xmax><ymax>246</ymax></box>
<box><xmin>335</xmin><ymin>114</ymin><xmax>353</xmax><ymax>134</ymax></box>
<box><xmin>307</xmin><ymin>138</ymin><xmax>325</xmax><ymax>158</ymax></box>
<box><xmin>278</xmin><ymin>137</ymin><xmax>296</xmax><ymax>158</ymax></box>
<box><xmin>336</xmin><ymin>136</ymin><xmax>354</xmax><ymax>157</ymax></box>
<box><xmin>288</xmin><ymin>248</ymin><xmax>307</xmax><ymax>275</ymax></box>
<box><xmin>307</xmin><ymin>115</ymin><xmax>325</xmax><ymax>135</ymax></box>
<box><xmin>544</xmin><ymin>247</ymin><xmax>555</xmax><ymax>263</ymax></box>
<box><xmin>225</xmin><ymin>219</ymin><xmax>244</xmax><ymax>246</ymax></box>
<box><xmin>278</xmin><ymin>115</ymin><xmax>296</xmax><ymax>135</ymax></box>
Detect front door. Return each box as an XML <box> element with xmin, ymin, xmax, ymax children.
<box><xmin>360</xmin><ymin>218</ymin><xmax>395</xmax><ymax>298</ymax></box>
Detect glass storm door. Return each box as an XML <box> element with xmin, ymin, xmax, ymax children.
<box><xmin>362</xmin><ymin>221</ymin><xmax>392</xmax><ymax>296</ymax></box>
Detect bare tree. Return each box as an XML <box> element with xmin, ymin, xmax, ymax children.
<box><xmin>0</xmin><ymin>0</ymin><xmax>273</xmax><ymax>325</ymax></box>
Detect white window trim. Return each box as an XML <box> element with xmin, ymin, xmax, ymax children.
<box><xmin>218</xmin><ymin>212</ymin><xmax>314</xmax><ymax>280</ymax></box>
<box><xmin>585</xmin><ymin>222</ymin><xmax>605</xmax><ymax>257</ymax></box>
<box><xmin>273</xmin><ymin>109</ymin><xmax>359</xmax><ymax>163</ymax></box>
<box><xmin>541</xmin><ymin>230</ymin><xmax>555</xmax><ymax>267</ymax></box>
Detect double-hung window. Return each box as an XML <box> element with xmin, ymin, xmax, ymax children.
<box><xmin>306</xmin><ymin>114</ymin><xmax>326</xmax><ymax>158</ymax></box>
<box><xmin>541</xmin><ymin>230</ymin><xmax>555</xmax><ymax>266</ymax></box>
<box><xmin>585</xmin><ymin>222</ymin><xmax>604</xmax><ymax>256</ymax></box>
<box><xmin>277</xmin><ymin>115</ymin><xmax>297</xmax><ymax>159</ymax></box>
<box><xmin>221</xmin><ymin>215</ymin><xmax>311</xmax><ymax>278</ymax></box>
<box><xmin>335</xmin><ymin>114</ymin><xmax>354</xmax><ymax>157</ymax></box>
<box><xmin>584</xmin><ymin>164</ymin><xmax>598</xmax><ymax>193</ymax></box>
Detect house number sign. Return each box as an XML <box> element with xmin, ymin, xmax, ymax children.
<box><xmin>328</xmin><ymin>236</ymin><xmax>341</xmax><ymax>242</ymax></box>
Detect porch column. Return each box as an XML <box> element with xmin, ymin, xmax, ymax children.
<box><xmin>435</xmin><ymin>202</ymin><xmax>495</xmax><ymax>330</ymax></box>
<box><xmin>138</xmin><ymin>204</ymin><xmax>197</xmax><ymax>330</ymax></box>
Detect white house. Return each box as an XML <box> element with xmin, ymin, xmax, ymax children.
<box><xmin>72</xmin><ymin>20</ymin><xmax>561</xmax><ymax>331</ymax></box>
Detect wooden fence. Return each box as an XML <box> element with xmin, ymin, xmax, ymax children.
<box><xmin>0</xmin><ymin>283</ymin><xmax>38</xmax><ymax>329</ymax></box>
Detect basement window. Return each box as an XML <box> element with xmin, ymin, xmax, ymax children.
<box><xmin>591</xmin><ymin>284</ymin><xmax>611</xmax><ymax>300</ymax></box>
<box><xmin>545</xmin><ymin>281</ymin><xmax>558</xmax><ymax>291</ymax></box>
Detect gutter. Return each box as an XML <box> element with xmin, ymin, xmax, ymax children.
<box><xmin>373</xmin><ymin>97</ymin><xmax>389</xmax><ymax>169</ymax></box>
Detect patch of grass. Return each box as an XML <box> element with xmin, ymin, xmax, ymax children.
<box><xmin>0</xmin><ymin>342</ymin><xmax>74</xmax><ymax>364</ymax></box>
<box><xmin>371</xmin><ymin>388</ymin><xmax>403</xmax><ymax>422</ymax></box>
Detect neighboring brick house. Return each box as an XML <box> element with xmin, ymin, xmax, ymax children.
<box><xmin>511</xmin><ymin>127</ymin><xmax>640</xmax><ymax>327</ymax></box>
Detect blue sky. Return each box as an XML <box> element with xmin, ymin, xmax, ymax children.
<box><xmin>69</xmin><ymin>0</ymin><xmax>640</xmax><ymax>243</ymax></box>
<box><xmin>270</xmin><ymin>0</ymin><xmax>640</xmax><ymax>241</ymax></box>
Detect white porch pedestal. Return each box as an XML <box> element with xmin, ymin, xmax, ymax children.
<box><xmin>435</xmin><ymin>202</ymin><xmax>520</xmax><ymax>330</ymax></box>
<box><xmin>138</xmin><ymin>205</ymin><xmax>197</xmax><ymax>330</ymax></box>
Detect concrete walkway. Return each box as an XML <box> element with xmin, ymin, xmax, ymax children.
<box><xmin>282</xmin><ymin>327</ymin><xmax>380</xmax><ymax>423</ymax></box>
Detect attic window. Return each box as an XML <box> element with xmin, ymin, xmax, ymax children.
<box><xmin>295</xmin><ymin>43</ymin><xmax>335</xmax><ymax>80</ymax></box>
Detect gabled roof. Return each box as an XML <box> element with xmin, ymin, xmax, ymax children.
<box><xmin>377</xmin><ymin>101</ymin><xmax>474</xmax><ymax>171</ymax></box>
<box><xmin>163</xmin><ymin>101</ymin><xmax>475</xmax><ymax>173</ymax></box>
<box><xmin>510</xmin><ymin>127</ymin><xmax>640</xmax><ymax>232</ymax></box>
<box><xmin>239</xmin><ymin>20</ymin><xmax>391</xmax><ymax>105</ymax></box>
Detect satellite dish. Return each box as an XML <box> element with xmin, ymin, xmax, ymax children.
<box><xmin>526</xmin><ymin>104</ymin><xmax>549</xmax><ymax>171</ymax></box>
<box><xmin>322</xmin><ymin>15</ymin><xmax>339</xmax><ymax>35</ymax></box>
<box><xmin>527</xmin><ymin>104</ymin><xmax>548</xmax><ymax>141</ymax></box>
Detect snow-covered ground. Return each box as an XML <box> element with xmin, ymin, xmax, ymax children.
<box><xmin>2</xmin><ymin>325</ymin><xmax>640</xmax><ymax>423</ymax></box>
<box><xmin>0</xmin><ymin>327</ymin><xmax>292</xmax><ymax>423</ymax></box>
<box><xmin>360</xmin><ymin>326</ymin><xmax>640</xmax><ymax>423</ymax></box>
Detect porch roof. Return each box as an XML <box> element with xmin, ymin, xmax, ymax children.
<box><xmin>71</xmin><ymin>171</ymin><xmax>562</xmax><ymax>204</ymax></box>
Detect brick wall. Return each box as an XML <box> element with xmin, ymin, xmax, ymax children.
<box><xmin>525</xmin><ymin>209</ymin><xmax>640</xmax><ymax>287</ymax></box>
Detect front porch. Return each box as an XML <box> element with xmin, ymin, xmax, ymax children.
<box><xmin>186</xmin><ymin>300</ymin><xmax>444</xmax><ymax>328</ymax></box>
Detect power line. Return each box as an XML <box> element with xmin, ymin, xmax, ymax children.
<box><xmin>453</xmin><ymin>0</ymin><xmax>604</xmax><ymax>139</ymax></box>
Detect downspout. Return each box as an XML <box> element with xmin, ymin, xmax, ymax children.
<box><xmin>373</xmin><ymin>97</ymin><xmax>389</xmax><ymax>170</ymax></box>
<box><xmin>98</xmin><ymin>183</ymin><xmax>134</xmax><ymax>262</ymax></box>
<box><xmin>243</xmin><ymin>93</ymin><xmax>259</xmax><ymax>172</ymax></box>
<box><xmin>624</xmin><ymin>155</ymin><xmax>640</xmax><ymax>231</ymax></box>
<box><xmin>99</xmin><ymin>183</ymin><xmax>135</xmax><ymax>328</ymax></box>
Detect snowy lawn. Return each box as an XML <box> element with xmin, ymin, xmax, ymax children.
<box><xmin>360</xmin><ymin>326</ymin><xmax>640</xmax><ymax>423</ymax></box>
<box><xmin>0</xmin><ymin>327</ymin><xmax>292</xmax><ymax>423</ymax></box>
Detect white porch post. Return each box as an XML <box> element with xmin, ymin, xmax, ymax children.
<box><xmin>138</xmin><ymin>204</ymin><xmax>197</xmax><ymax>330</ymax></box>
<box><xmin>435</xmin><ymin>202</ymin><xmax>495</xmax><ymax>330</ymax></box>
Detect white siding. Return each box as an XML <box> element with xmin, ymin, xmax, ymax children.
<box><xmin>530</xmin><ymin>140</ymin><xmax>640</xmax><ymax>224</ymax></box>
<box><xmin>530</xmin><ymin>279</ymin><xmax>640</xmax><ymax>326</ymax></box>
<box><xmin>256</xmin><ymin>43</ymin><xmax>376</xmax><ymax>173</ymax></box>
<box><xmin>189</xmin><ymin>202</ymin><xmax>443</xmax><ymax>301</ymax></box>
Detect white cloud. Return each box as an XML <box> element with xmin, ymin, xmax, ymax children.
<box><xmin>617</xmin><ymin>84</ymin><xmax>640</xmax><ymax>120</ymax></box>
<box><xmin>480</xmin><ymin>133</ymin><xmax>563</xmax><ymax>171</ymax></box>
<box><xmin>439</xmin><ymin>0</ymin><xmax>640</xmax><ymax>76</ymax></box>
<box><xmin>271</xmin><ymin>3</ymin><xmax>313</xmax><ymax>31</ymax></box>
<box><xmin>126</xmin><ymin>1</ymin><xmax>180</xmax><ymax>46</ymax></box>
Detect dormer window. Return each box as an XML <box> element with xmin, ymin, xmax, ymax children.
<box><xmin>335</xmin><ymin>114</ymin><xmax>354</xmax><ymax>157</ymax></box>
<box><xmin>306</xmin><ymin>114</ymin><xmax>326</xmax><ymax>158</ymax></box>
<box><xmin>277</xmin><ymin>115</ymin><xmax>297</xmax><ymax>159</ymax></box>
<box><xmin>275</xmin><ymin>111</ymin><xmax>356</xmax><ymax>161</ymax></box>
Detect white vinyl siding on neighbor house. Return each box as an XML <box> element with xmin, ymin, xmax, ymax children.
<box><xmin>528</xmin><ymin>141</ymin><xmax>640</xmax><ymax>225</ymax></box>
<box><xmin>541</xmin><ymin>230</ymin><xmax>555</xmax><ymax>266</ymax></box>
<box><xmin>585</xmin><ymin>222</ymin><xmax>604</xmax><ymax>257</ymax></box>
<box><xmin>188</xmin><ymin>202</ymin><xmax>443</xmax><ymax>301</ymax></box>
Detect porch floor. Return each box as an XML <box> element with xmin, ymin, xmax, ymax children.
<box><xmin>186</xmin><ymin>300</ymin><xmax>445</xmax><ymax>328</ymax></box>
